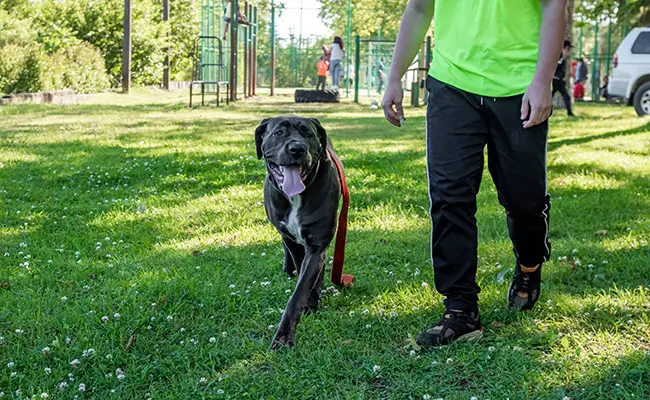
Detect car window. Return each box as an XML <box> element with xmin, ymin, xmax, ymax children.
<box><xmin>631</xmin><ymin>32</ymin><xmax>650</xmax><ymax>54</ymax></box>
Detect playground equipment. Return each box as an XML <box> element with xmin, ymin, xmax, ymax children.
<box><xmin>189</xmin><ymin>0</ymin><xmax>258</xmax><ymax>107</ymax></box>
<box><xmin>353</xmin><ymin>35</ymin><xmax>432</xmax><ymax>106</ymax></box>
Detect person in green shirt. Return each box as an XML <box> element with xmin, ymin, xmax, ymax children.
<box><xmin>382</xmin><ymin>0</ymin><xmax>566</xmax><ymax>347</ymax></box>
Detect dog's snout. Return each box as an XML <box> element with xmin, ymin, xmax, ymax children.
<box><xmin>287</xmin><ymin>142</ymin><xmax>307</xmax><ymax>157</ymax></box>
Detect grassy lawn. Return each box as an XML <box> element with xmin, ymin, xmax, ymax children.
<box><xmin>1</xmin><ymin>89</ymin><xmax>649</xmax><ymax>399</ymax></box>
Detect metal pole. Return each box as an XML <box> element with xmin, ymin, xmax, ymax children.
<box><xmin>592</xmin><ymin>22</ymin><xmax>599</xmax><ymax>101</ymax></box>
<box><xmin>247</xmin><ymin>3</ymin><xmax>253</xmax><ymax>97</ymax></box>
<box><xmin>243</xmin><ymin>0</ymin><xmax>248</xmax><ymax>98</ymax></box>
<box><xmin>354</xmin><ymin>35</ymin><xmax>360</xmax><ymax>103</ymax></box>
<box><xmin>230</xmin><ymin>0</ymin><xmax>238</xmax><ymax>101</ymax></box>
<box><xmin>606</xmin><ymin>20</ymin><xmax>612</xmax><ymax>77</ymax></box>
<box><xmin>578</xmin><ymin>25</ymin><xmax>583</xmax><ymax>57</ymax></box>
<box><xmin>163</xmin><ymin>0</ymin><xmax>170</xmax><ymax>90</ymax></box>
<box><xmin>122</xmin><ymin>0</ymin><xmax>132</xmax><ymax>94</ymax></box>
<box><xmin>253</xmin><ymin>6</ymin><xmax>257</xmax><ymax>95</ymax></box>
<box><xmin>270</xmin><ymin>0</ymin><xmax>275</xmax><ymax>96</ymax></box>
<box><xmin>345</xmin><ymin>0</ymin><xmax>351</xmax><ymax>97</ymax></box>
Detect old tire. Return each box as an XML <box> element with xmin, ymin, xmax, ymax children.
<box><xmin>633</xmin><ymin>81</ymin><xmax>650</xmax><ymax>117</ymax></box>
<box><xmin>295</xmin><ymin>89</ymin><xmax>340</xmax><ymax>103</ymax></box>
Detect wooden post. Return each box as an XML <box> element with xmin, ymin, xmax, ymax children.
<box><xmin>163</xmin><ymin>0</ymin><xmax>170</xmax><ymax>90</ymax></box>
<box><xmin>122</xmin><ymin>0</ymin><xmax>132</xmax><ymax>93</ymax></box>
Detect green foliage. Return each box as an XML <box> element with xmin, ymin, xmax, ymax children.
<box><xmin>319</xmin><ymin>0</ymin><xmax>406</xmax><ymax>39</ymax></box>
<box><xmin>42</xmin><ymin>41</ymin><xmax>111</xmax><ymax>94</ymax></box>
<box><xmin>576</xmin><ymin>0</ymin><xmax>650</xmax><ymax>27</ymax></box>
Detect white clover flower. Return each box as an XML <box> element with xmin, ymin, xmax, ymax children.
<box><xmin>166</xmin><ymin>315</ymin><xmax>173</xmax><ymax>321</ymax></box>
<box><xmin>409</xmin><ymin>350</ymin><xmax>416</xmax><ymax>356</ymax></box>
<box><xmin>58</xmin><ymin>382</ymin><xmax>68</xmax><ymax>391</ymax></box>
<box><xmin>365</xmin><ymin>324</ymin><xmax>372</xmax><ymax>329</ymax></box>
<box><xmin>113</xmin><ymin>313</ymin><xmax>120</xmax><ymax>320</ymax></box>
<box><xmin>362</xmin><ymin>309</ymin><xmax>369</xmax><ymax>315</ymax></box>
<box><xmin>446</xmin><ymin>358</ymin><xmax>453</xmax><ymax>364</ymax></box>
<box><xmin>101</xmin><ymin>316</ymin><xmax>109</xmax><ymax>323</ymax></box>
<box><xmin>61</xmin><ymin>296</ymin><xmax>68</xmax><ymax>303</ymax></box>
<box><xmin>423</xmin><ymin>395</ymin><xmax>431</xmax><ymax>400</ymax></box>
<box><xmin>7</xmin><ymin>361</ymin><xmax>15</xmax><ymax>368</ymax></box>
<box><xmin>41</xmin><ymin>393</ymin><xmax>49</xmax><ymax>399</ymax></box>
<box><xmin>209</xmin><ymin>337</ymin><xmax>217</xmax><ymax>344</ymax></box>
<box><xmin>78</xmin><ymin>383</ymin><xmax>85</xmax><ymax>392</ymax></box>
<box><xmin>45</xmin><ymin>367</ymin><xmax>52</xmax><ymax>374</ymax></box>
<box><xmin>372</xmin><ymin>365</ymin><xmax>381</xmax><ymax>373</ymax></box>
<box><xmin>488</xmin><ymin>346</ymin><xmax>496</xmax><ymax>352</ymax></box>
<box><xmin>199</xmin><ymin>377</ymin><xmax>207</xmax><ymax>384</ymax></box>
<box><xmin>217</xmin><ymin>389</ymin><xmax>224</xmax><ymax>395</ymax></box>
<box><xmin>82</xmin><ymin>348</ymin><xmax>95</xmax><ymax>357</ymax></box>
<box><xmin>70</xmin><ymin>359</ymin><xmax>80</xmax><ymax>367</ymax></box>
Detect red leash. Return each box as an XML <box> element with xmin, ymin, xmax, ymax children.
<box><xmin>327</xmin><ymin>148</ymin><xmax>354</xmax><ymax>287</ymax></box>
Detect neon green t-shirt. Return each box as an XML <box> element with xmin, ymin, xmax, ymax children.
<box><xmin>428</xmin><ymin>0</ymin><xmax>542</xmax><ymax>97</ymax></box>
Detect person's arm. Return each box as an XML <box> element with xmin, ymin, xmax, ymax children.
<box><xmin>521</xmin><ymin>0</ymin><xmax>567</xmax><ymax>128</ymax></box>
<box><xmin>382</xmin><ymin>0</ymin><xmax>434</xmax><ymax>127</ymax></box>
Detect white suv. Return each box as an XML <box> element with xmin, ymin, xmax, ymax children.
<box><xmin>608</xmin><ymin>27</ymin><xmax>650</xmax><ymax>116</ymax></box>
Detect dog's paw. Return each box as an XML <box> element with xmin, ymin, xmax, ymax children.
<box><xmin>270</xmin><ymin>336</ymin><xmax>294</xmax><ymax>350</ymax></box>
<box><xmin>270</xmin><ymin>331</ymin><xmax>295</xmax><ymax>350</ymax></box>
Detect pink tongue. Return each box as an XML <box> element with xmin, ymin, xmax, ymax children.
<box><xmin>282</xmin><ymin>166</ymin><xmax>305</xmax><ymax>197</ymax></box>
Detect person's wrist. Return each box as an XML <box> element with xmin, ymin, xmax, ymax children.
<box><xmin>531</xmin><ymin>76</ymin><xmax>551</xmax><ymax>86</ymax></box>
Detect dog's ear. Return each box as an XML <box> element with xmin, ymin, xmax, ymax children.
<box><xmin>255</xmin><ymin>118</ymin><xmax>272</xmax><ymax>160</ymax></box>
<box><xmin>309</xmin><ymin>118</ymin><xmax>328</xmax><ymax>152</ymax></box>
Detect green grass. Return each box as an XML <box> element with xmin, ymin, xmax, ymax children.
<box><xmin>1</xmin><ymin>89</ymin><xmax>649</xmax><ymax>400</ymax></box>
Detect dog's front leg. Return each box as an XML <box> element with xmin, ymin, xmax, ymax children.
<box><xmin>270</xmin><ymin>249</ymin><xmax>325</xmax><ymax>350</ymax></box>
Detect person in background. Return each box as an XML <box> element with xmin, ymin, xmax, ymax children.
<box><xmin>600</xmin><ymin>75</ymin><xmax>610</xmax><ymax>100</ymax></box>
<box><xmin>316</xmin><ymin>56</ymin><xmax>328</xmax><ymax>91</ymax></box>
<box><xmin>552</xmin><ymin>40</ymin><xmax>575</xmax><ymax>116</ymax></box>
<box><xmin>573</xmin><ymin>57</ymin><xmax>588</xmax><ymax>101</ymax></box>
<box><xmin>222</xmin><ymin>1</ymin><xmax>251</xmax><ymax>40</ymax></box>
<box><xmin>329</xmin><ymin>36</ymin><xmax>345</xmax><ymax>90</ymax></box>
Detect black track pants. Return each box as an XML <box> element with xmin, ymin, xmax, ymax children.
<box><xmin>425</xmin><ymin>76</ymin><xmax>551</xmax><ymax>311</ymax></box>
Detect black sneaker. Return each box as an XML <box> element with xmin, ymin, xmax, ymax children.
<box><xmin>508</xmin><ymin>262</ymin><xmax>542</xmax><ymax>310</ymax></box>
<box><xmin>416</xmin><ymin>309</ymin><xmax>483</xmax><ymax>347</ymax></box>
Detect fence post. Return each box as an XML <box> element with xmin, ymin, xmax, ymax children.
<box><xmin>354</xmin><ymin>35</ymin><xmax>360</xmax><ymax>103</ymax></box>
<box><xmin>591</xmin><ymin>22</ymin><xmax>599</xmax><ymax>101</ymax></box>
<box><xmin>606</xmin><ymin>21</ymin><xmax>612</xmax><ymax>78</ymax></box>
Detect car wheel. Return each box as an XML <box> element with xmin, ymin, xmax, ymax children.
<box><xmin>633</xmin><ymin>81</ymin><xmax>650</xmax><ymax>117</ymax></box>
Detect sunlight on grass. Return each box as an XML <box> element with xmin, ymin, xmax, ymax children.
<box><xmin>1</xmin><ymin>94</ymin><xmax>649</xmax><ymax>399</ymax></box>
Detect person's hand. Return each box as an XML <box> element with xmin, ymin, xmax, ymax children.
<box><xmin>521</xmin><ymin>79</ymin><xmax>553</xmax><ymax>129</ymax></box>
<box><xmin>382</xmin><ymin>81</ymin><xmax>404</xmax><ymax>127</ymax></box>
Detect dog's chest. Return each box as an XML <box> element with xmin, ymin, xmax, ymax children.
<box><xmin>281</xmin><ymin>195</ymin><xmax>305</xmax><ymax>245</ymax></box>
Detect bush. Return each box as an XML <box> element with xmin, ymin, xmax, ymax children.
<box><xmin>0</xmin><ymin>45</ymin><xmax>45</xmax><ymax>94</ymax></box>
<box><xmin>43</xmin><ymin>41</ymin><xmax>110</xmax><ymax>94</ymax></box>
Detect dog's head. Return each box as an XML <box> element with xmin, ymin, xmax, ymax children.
<box><xmin>255</xmin><ymin>116</ymin><xmax>328</xmax><ymax>197</ymax></box>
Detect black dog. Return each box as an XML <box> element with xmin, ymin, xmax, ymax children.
<box><xmin>255</xmin><ymin>115</ymin><xmax>341</xmax><ymax>349</ymax></box>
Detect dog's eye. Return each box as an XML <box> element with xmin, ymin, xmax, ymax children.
<box><xmin>272</xmin><ymin>130</ymin><xmax>284</xmax><ymax>136</ymax></box>
<box><xmin>299</xmin><ymin>126</ymin><xmax>314</xmax><ymax>137</ymax></box>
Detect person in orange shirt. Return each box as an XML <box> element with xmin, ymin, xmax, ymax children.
<box><xmin>316</xmin><ymin>56</ymin><xmax>329</xmax><ymax>91</ymax></box>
